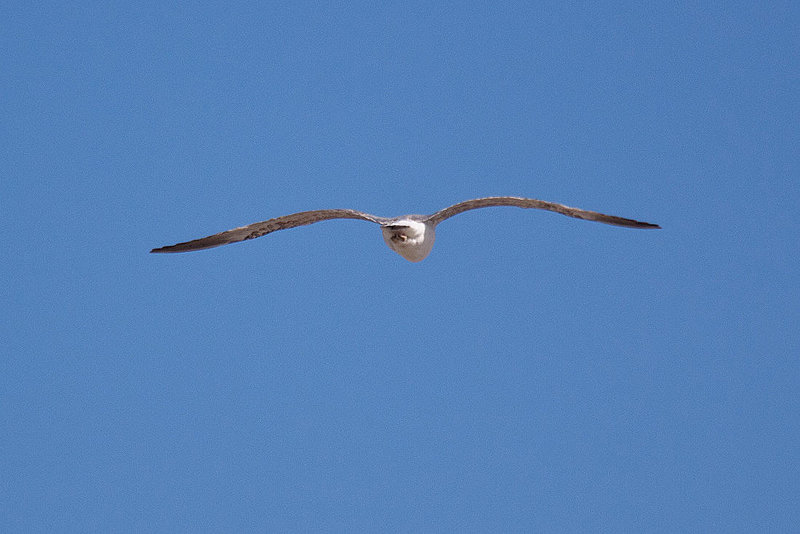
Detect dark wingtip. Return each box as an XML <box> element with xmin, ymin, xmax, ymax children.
<box><xmin>622</xmin><ymin>218</ymin><xmax>660</xmax><ymax>229</ymax></box>
<box><xmin>149</xmin><ymin>239</ymin><xmax>225</xmax><ymax>253</ymax></box>
<box><xmin>150</xmin><ymin>244</ymin><xmax>187</xmax><ymax>253</ymax></box>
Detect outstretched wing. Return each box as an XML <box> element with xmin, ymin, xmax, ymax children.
<box><xmin>151</xmin><ymin>209</ymin><xmax>388</xmax><ymax>253</ymax></box>
<box><xmin>425</xmin><ymin>196</ymin><xmax>660</xmax><ymax>229</ymax></box>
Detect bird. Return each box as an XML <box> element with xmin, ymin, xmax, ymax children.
<box><xmin>151</xmin><ymin>196</ymin><xmax>660</xmax><ymax>262</ymax></box>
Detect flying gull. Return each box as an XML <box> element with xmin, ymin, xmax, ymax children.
<box><xmin>151</xmin><ymin>196</ymin><xmax>660</xmax><ymax>262</ymax></box>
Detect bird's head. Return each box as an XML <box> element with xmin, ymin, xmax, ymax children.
<box><xmin>380</xmin><ymin>218</ymin><xmax>435</xmax><ymax>262</ymax></box>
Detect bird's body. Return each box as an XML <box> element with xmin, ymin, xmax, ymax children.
<box><xmin>151</xmin><ymin>196</ymin><xmax>659</xmax><ymax>262</ymax></box>
<box><xmin>379</xmin><ymin>218</ymin><xmax>435</xmax><ymax>262</ymax></box>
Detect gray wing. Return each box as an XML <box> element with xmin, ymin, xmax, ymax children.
<box><xmin>425</xmin><ymin>196</ymin><xmax>660</xmax><ymax>229</ymax></box>
<box><xmin>151</xmin><ymin>209</ymin><xmax>388</xmax><ymax>253</ymax></box>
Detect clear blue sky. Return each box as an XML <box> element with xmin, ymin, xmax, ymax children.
<box><xmin>3</xmin><ymin>2</ymin><xmax>798</xmax><ymax>532</ymax></box>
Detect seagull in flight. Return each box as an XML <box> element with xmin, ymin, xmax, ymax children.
<box><xmin>151</xmin><ymin>196</ymin><xmax>659</xmax><ymax>262</ymax></box>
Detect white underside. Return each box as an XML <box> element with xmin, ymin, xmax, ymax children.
<box><xmin>381</xmin><ymin>220</ymin><xmax>436</xmax><ymax>262</ymax></box>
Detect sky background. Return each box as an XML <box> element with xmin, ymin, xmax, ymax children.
<box><xmin>2</xmin><ymin>2</ymin><xmax>799</xmax><ymax>532</ymax></box>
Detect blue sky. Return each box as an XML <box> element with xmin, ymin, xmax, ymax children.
<box><xmin>2</xmin><ymin>2</ymin><xmax>798</xmax><ymax>531</ymax></box>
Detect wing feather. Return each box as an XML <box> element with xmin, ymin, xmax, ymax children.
<box><xmin>151</xmin><ymin>209</ymin><xmax>387</xmax><ymax>253</ymax></box>
<box><xmin>426</xmin><ymin>196</ymin><xmax>660</xmax><ymax>229</ymax></box>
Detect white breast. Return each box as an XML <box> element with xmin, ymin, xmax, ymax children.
<box><xmin>381</xmin><ymin>219</ymin><xmax>436</xmax><ymax>262</ymax></box>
